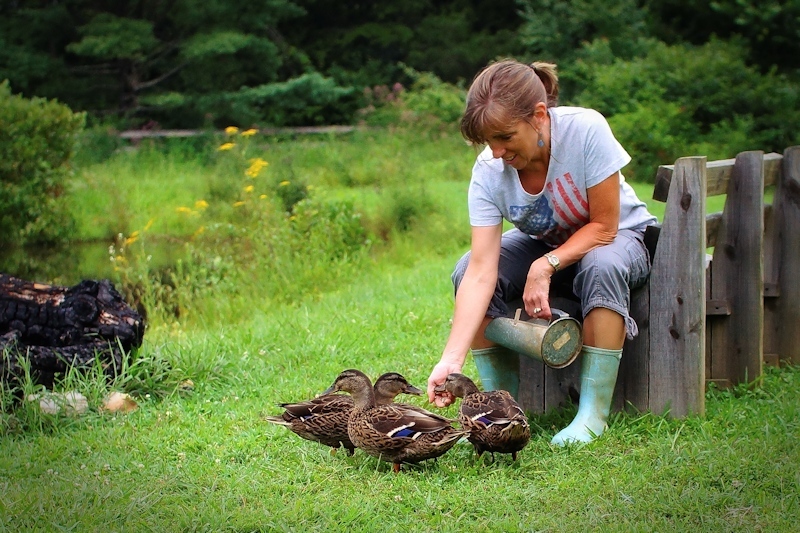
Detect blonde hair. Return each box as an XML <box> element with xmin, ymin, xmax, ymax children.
<box><xmin>460</xmin><ymin>59</ymin><xmax>559</xmax><ymax>145</ymax></box>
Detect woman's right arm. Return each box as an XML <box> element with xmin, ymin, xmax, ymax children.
<box><xmin>427</xmin><ymin>224</ymin><xmax>503</xmax><ymax>406</ymax></box>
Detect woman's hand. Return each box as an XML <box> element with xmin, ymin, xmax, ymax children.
<box><xmin>523</xmin><ymin>257</ymin><xmax>553</xmax><ymax>318</ymax></box>
<box><xmin>427</xmin><ymin>360</ymin><xmax>463</xmax><ymax>407</ymax></box>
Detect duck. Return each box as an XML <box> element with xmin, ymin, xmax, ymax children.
<box><xmin>435</xmin><ymin>372</ymin><xmax>530</xmax><ymax>461</ymax></box>
<box><xmin>323</xmin><ymin>369</ymin><xmax>468</xmax><ymax>472</ymax></box>
<box><xmin>265</xmin><ymin>371</ymin><xmax>422</xmax><ymax>455</ymax></box>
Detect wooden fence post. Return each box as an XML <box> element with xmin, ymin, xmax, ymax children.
<box><xmin>776</xmin><ymin>146</ymin><xmax>800</xmax><ymax>364</ymax></box>
<box><xmin>648</xmin><ymin>156</ymin><xmax>707</xmax><ymax>417</ymax></box>
<box><xmin>707</xmin><ymin>151</ymin><xmax>764</xmax><ymax>384</ymax></box>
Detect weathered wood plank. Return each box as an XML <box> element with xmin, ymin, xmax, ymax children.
<box><xmin>649</xmin><ymin>156</ymin><xmax>706</xmax><ymax>417</ymax></box>
<box><xmin>706</xmin><ymin>213</ymin><xmax>722</xmax><ymax>248</ymax></box>
<box><xmin>119</xmin><ymin>125</ymin><xmax>359</xmax><ymax>140</ymax></box>
<box><xmin>518</xmin><ymin>355</ymin><xmax>545</xmax><ymax>414</ymax></box>
<box><xmin>621</xmin><ymin>283</ymin><xmax>650</xmax><ymax>411</ymax></box>
<box><xmin>706</xmin><ymin>299</ymin><xmax>731</xmax><ymax>315</ymax></box>
<box><xmin>705</xmin><ymin>262</ymin><xmax>713</xmax><ymax>380</ymax></box>
<box><xmin>654</xmin><ymin>152</ymin><xmax>782</xmax><ymax>202</ymax></box>
<box><xmin>762</xmin><ymin>184</ymin><xmax>781</xmax><ymax>366</ymax></box>
<box><xmin>775</xmin><ymin>146</ymin><xmax>800</xmax><ymax>363</ymax></box>
<box><xmin>544</xmin><ymin>362</ymin><xmax>581</xmax><ymax>413</ymax></box>
<box><xmin>708</xmin><ymin>151</ymin><xmax>764</xmax><ymax>384</ymax></box>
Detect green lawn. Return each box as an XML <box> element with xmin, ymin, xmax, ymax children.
<box><xmin>1</xmin><ymin>130</ymin><xmax>797</xmax><ymax>531</ymax></box>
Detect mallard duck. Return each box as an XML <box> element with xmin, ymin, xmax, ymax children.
<box><xmin>435</xmin><ymin>372</ymin><xmax>530</xmax><ymax>461</ymax></box>
<box><xmin>323</xmin><ymin>369</ymin><xmax>467</xmax><ymax>472</ymax></box>
<box><xmin>265</xmin><ymin>372</ymin><xmax>422</xmax><ymax>455</ymax></box>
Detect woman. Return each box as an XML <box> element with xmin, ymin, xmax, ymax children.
<box><xmin>426</xmin><ymin>59</ymin><xmax>657</xmax><ymax>445</ymax></box>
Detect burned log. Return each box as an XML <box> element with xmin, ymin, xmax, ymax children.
<box><xmin>0</xmin><ymin>274</ymin><xmax>145</xmax><ymax>388</ymax></box>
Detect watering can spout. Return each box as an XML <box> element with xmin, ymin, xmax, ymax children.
<box><xmin>484</xmin><ymin>309</ymin><xmax>582</xmax><ymax>369</ymax></box>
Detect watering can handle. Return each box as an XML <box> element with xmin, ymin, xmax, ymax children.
<box><xmin>512</xmin><ymin>307</ymin><xmax>570</xmax><ymax>324</ymax></box>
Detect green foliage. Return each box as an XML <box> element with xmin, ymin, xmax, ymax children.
<box><xmin>399</xmin><ymin>68</ymin><xmax>466</xmax><ymax>125</ymax></box>
<box><xmin>67</xmin><ymin>14</ymin><xmax>159</xmax><ymax>61</ymax></box>
<box><xmin>284</xmin><ymin>0</ymin><xmax>523</xmax><ymax>88</ymax></box>
<box><xmin>0</xmin><ymin>0</ymin><xmax>310</xmax><ymax>127</ymax></box>
<box><xmin>361</xmin><ymin>69</ymin><xmax>465</xmax><ymax>128</ymax></box>
<box><xmin>0</xmin><ymin>81</ymin><xmax>85</xmax><ymax>247</ymax></box>
<box><xmin>220</xmin><ymin>72</ymin><xmax>358</xmax><ymax>127</ymax></box>
<box><xmin>517</xmin><ymin>0</ymin><xmax>652</xmax><ymax>99</ymax></box>
<box><xmin>644</xmin><ymin>0</ymin><xmax>800</xmax><ymax>72</ymax></box>
<box><xmin>571</xmin><ymin>39</ymin><xmax>800</xmax><ymax>180</ymax></box>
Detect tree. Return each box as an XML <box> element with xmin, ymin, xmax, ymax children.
<box><xmin>0</xmin><ymin>0</ymin><xmax>356</xmax><ymax>127</ymax></box>
<box><xmin>644</xmin><ymin>0</ymin><xmax>800</xmax><ymax>72</ymax></box>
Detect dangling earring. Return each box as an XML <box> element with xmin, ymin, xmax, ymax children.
<box><xmin>537</xmin><ymin>130</ymin><xmax>545</xmax><ymax>148</ymax></box>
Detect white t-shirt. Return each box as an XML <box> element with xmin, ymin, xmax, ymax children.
<box><xmin>468</xmin><ymin>106</ymin><xmax>657</xmax><ymax>246</ymax></box>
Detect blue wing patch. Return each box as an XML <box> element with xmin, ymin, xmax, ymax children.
<box><xmin>392</xmin><ymin>428</ymin><xmax>418</xmax><ymax>438</ymax></box>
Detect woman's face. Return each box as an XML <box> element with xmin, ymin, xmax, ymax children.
<box><xmin>485</xmin><ymin>118</ymin><xmax>541</xmax><ymax>171</ymax></box>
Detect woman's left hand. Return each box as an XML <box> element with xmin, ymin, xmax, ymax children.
<box><xmin>523</xmin><ymin>257</ymin><xmax>552</xmax><ymax>319</ymax></box>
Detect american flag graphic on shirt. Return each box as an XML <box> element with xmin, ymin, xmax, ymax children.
<box><xmin>509</xmin><ymin>172</ymin><xmax>589</xmax><ymax>246</ymax></box>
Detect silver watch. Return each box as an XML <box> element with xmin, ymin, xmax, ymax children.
<box><xmin>544</xmin><ymin>252</ymin><xmax>560</xmax><ymax>272</ymax></box>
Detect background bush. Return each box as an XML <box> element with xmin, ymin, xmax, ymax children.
<box><xmin>0</xmin><ymin>81</ymin><xmax>85</xmax><ymax>247</ymax></box>
<box><xmin>570</xmin><ymin>38</ymin><xmax>800</xmax><ymax>180</ymax></box>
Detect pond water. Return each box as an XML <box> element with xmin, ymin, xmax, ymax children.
<box><xmin>0</xmin><ymin>238</ymin><xmax>187</xmax><ymax>287</ymax></box>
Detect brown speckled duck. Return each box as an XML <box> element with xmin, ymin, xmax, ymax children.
<box><xmin>435</xmin><ymin>372</ymin><xmax>531</xmax><ymax>461</ymax></box>
<box><xmin>265</xmin><ymin>372</ymin><xmax>422</xmax><ymax>455</ymax></box>
<box><xmin>323</xmin><ymin>369</ymin><xmax>468</xmax><ymax>472</ymax></box>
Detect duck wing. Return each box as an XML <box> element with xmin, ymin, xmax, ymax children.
<box><xmin>267</xmin><ymin>394</ymin><xmax>355</xmax><ymax>452</ymax></box>
<box><xmin>280</xmin><ymin>394</ymin><xmax>353</xmax><ymax>420</ymax></box>
<box><xmin>367</xmin><ymin>404</ymin><xmax>455</xmax><ymax>438</ymax></box>
<box><xmin>460</xmin><ymin>390</ymin><xmax>526</xmax><ymax>427</ymax></box>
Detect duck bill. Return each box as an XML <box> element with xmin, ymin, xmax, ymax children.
<box><xmin>433</xmin><ymin>383</ymin><xmax>446</xmax><ymax>393</ymax></box>
<box><xmin>404</xmin><ymin>385</ymin><xmax>423</xmax><ymax>396</ymax></box>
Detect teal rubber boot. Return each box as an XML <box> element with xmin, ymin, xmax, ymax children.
<box><xmin>471</xmin><ymin>346</ymin><xmax>520</xmax><ymax>399</ymax></box>
<box><xmin>551</xmin><ymin>346</ymin><xmax>622</xmax><ymax>446</ymax></box>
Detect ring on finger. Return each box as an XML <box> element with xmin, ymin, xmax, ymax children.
<box><xmin>533</xmin><ymin>307</ymin><xmax>542</xmax><ymax>314</ymax></box>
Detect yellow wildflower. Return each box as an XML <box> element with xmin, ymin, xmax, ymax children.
<box><xmin>218</xmin><ymin>142</ymin><xmax>235</xmax><ymax>151</ymax></box>
<box><xmin>195</xmin><ymin>200</ymin><xmax>209</xmax><ymax>210</ymax></box>
<box><xmin>241</xmin><ymin>128</ymin><xmax>258</xmax><ymax>137</ymax></box>
<box><xmin>244</xmin><ymin>185</ymin><xmax>255</xmax><ymax>193</ymax></box>
<box><xmin>259</xmin><ymin>194</ymin><xmax>267</xmax><ymax>199</ymax></box>
<box><xmin>125</xmin><ymin>231</ymin><xmax>139</xmax><ymax>246</ymax></box>
<box><xmin>233</xmin><ymin>201</ymin><xmax>245</xmax><ymax>207</ymax></box>
<box><xmin>279</xmin><ymin>180</ymin><xmax>290</xmax><ymax>187</ymax></box>
<box><xmin>225</xmin><ymin>126</ymin><xmax>239</xmax><ymax>135</ymax></box>
<box><xmin>193</xmin><ymin>226</ymin><xmax>205</xmax><ymax>237</ymax></box>
<box><xmin>176</xmin><ymin>206</ymin><xmax>192</xmax><ymax>214</ymax></box>
<box><xmin>144</xmin><ymin>218</ymin><xmax>155</xmax><ymax>231</ymax></box>
<box><xmin>245</xmin><ymin>157</ymin><xmax>269</xmax><ymax>178</ymax></box>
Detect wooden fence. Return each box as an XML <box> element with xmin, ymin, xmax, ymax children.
<box><xmin>516</xmin><ymin>146</ymin><xmax>800</xmax><ymax>418</ymax></box>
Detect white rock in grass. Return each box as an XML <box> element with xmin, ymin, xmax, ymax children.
<box><xmin>101</xmin><ymin>391</ymin><xmax>139</xmax><ymax>414</ymax></box>
<box><xmin>26</xmin><ymin>391</ymin><xmax>89</xmax><ymax>415</ymax></box>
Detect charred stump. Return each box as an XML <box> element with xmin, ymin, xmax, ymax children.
<box><xmin>0</xmin><ymin>274</ymin><xmax>145</xmax><ymax>388</ymax></box>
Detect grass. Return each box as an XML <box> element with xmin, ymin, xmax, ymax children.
<box><xmin>1</xmin><ymin>257</ymin><xmax>798</xmax><ymax>531</ymax></box>
<box><xmin>2</xmin><ymin>127</ymin><xmax>797</xmax><ymax>531</ymax></box>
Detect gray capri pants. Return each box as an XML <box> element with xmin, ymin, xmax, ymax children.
<box><xmin>452</xmin><ymin>228</ymin><xmax>651</xmax><ymax>339</ymax></box>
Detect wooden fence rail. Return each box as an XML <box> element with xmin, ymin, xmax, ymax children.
<box><xmin>514</xmin><ymin>145</ymin><xmax>800</xmax><ymax>418</ymax></box>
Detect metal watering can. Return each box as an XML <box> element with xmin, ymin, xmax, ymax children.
<box><xmin>484</xmin><ymin>308</ymin><xmax>582</xmax><ymax>369</ymax></box>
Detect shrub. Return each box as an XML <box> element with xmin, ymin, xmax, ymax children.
<box><xmin>0</xmin><ymin>81</ymin><xmax>85</xmax><ymax>246</ymax></box>
<box><xmin>212</xmin><ymin>72</ymin><xmax>358</xmax><ymax>127</ymax></box>
<box><xmin>360</xmin><ymin>68</ymin><xmax>465</xmax><ymax>128</ymax></box>
<box><xmin>572</xmin><ymin>38</ymin><xmax>800</xmax><ymax>180</ymax></box>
